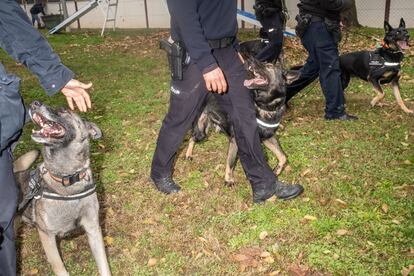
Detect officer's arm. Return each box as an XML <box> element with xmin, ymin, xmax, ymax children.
<box><xmin>0</xmin><ymin>1</ymin><xmax>74</xmax><ymax>96</ymax></box>
<box><xmin>166</xmin><ymin>0</ymin><xmax>217</xmax><ymax>74</ymax></box>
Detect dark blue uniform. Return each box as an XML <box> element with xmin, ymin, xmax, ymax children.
<box><xmin>151</xmin><ymin>0</ymin><xmax>302</xmax><ymax>202</ymax></box>
<box><xmin>254</xmin><ymin>0</ymin><xmax>285</xmax><ymax>63</ymax></box>
<box><xmin>286</xmin><ymin>0</ymin><xmax>354</xmax><ymax>119</ymax></box>
<box><xmin>0</xmin><ymin>2</ymin><xmax>73</xmax><ymax>275</ymax></box>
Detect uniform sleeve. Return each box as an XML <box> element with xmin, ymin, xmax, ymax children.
<box><xmin>0</xmin><ymin>1</ymin><xmax>74</xmax><ymax>96</ymax></box>
<box><xmin>167</xmin><ymin>0</ymin><xmax>217</xmax><ymax>74</ymax></box>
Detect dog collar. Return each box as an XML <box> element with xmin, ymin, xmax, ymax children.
<box><xmin>256</xmin><ymin>118</ymin><xmax>280</xmax><ymax>128</ymax></box>
<box><xmin>47</xmin><ymin>169</ymin><xmax>88</xmax><ymax>186</ymax></box>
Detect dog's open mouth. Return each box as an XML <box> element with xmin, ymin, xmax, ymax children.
<box><xmin>32</xmin><ymin>113</ymin><xmax>65</xmax><ymax>139</ymax></box>
<box><xmin>397</xmin><ymin>40</ymin><xmax>409</xmax><ymax>50</ymax></box>
<box><xmin>244</xmin><ymin>68</ymin><xmax>268</xmax><ymax>88</ymax></box>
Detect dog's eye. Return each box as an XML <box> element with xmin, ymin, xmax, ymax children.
<box><xmin>57</xmin><ymin>108</ymin><xmax>68</xmax><ymax>114</ymax></box>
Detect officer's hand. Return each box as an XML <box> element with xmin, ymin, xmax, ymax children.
<box><xmin>203</xmin><ymin>67</ymin><xmax>227</xmax><ymax>94</ymax></box>
<box><xmin>61</xmin><ymin>79</ymin><xmax>92</xmax><ymax>112</ymax></box>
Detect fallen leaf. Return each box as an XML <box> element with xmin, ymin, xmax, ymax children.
<box><xmin>301</xmin><ymin>169</ymin><xmax>311</xmax><ymax>177</ymax></box>
<box><xmin>260</xmin><ymin>251</ymin><xmax>271</xmax><ymax>258</ymax></box>
<box><xmin>232</xmin><ymin>254</ymin><xmax>250</xmax><ymax>262</ymax></box>
<box><xmin>392</xmin><ymin>219</ymin><xmax>401</xmax><ymax>225</ymax></box>
<box><xmin>334</xmin><ymin>198</ymin><xmax>347</xmax><ymax>207</ymax></box>
<box><xmin>401</xmin><ymin>264</ymin><xmax>414</xmax><ymax>276</ymax></box>
<box><xmin>147</xmin><ymin>258</ymin><xmax>157</xmax><ymax>267</ymax></box>
<box><xmin>381</xmin><ymin>204</ymin><xmax>389</xmax><ymax>214</ymax></box>
<box><xmin>268</xmin><ymin>271</ymin><xmax>281</xmax><ymax>276</ymax></box>
<box><xmin>333</xmin><ymin>253</ymin><xmax>340</xmax><ymax>260</ymax></box>
<box><xmin>264</xmin><ymin>256</ymin><xmax>275</xmax><ymax>264</ymax></box>
<box><xmin>103</xmin><ymin>236</ymin><xmax>114</xmax><ymax>246</ymax></box>
<box><xmin>28</xmin><ymin>268</ymin><xmax>38</xmax><ymax>275</ymax></box>
<box><xmin>240</xmin><ymin>247</ymin><xmax>262</xmax><ymax>257</ymax></box>
<box><xmin>302</xmin><ymin>197</ymin><xmax>310</xmax><ymax>202</ymax></box>
<box><xmin>336</xmin><ymin>229</ymin><xmax>348</xmax><ymax>236</ymax></box>
<box><xmin>259</xmin><ymin>231</ymin><xmax>269</xmax><ymax>240</ymax></box>
<box><xmin>403</xmin><ymin>160</ymin><xmax>412</xmax><ymax>165</ymax></box>
<box><xmin>303</xmin><ymin>215</ymin><xmax>317</xmax><ymax>221</ymax></box>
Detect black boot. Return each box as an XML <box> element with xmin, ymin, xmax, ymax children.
<box><xmin>253</xmin><ymin>180</ymin><xmax>304</xmax><ymax>204</ymax></box>
<box><xmin>150</xmin><ymin>176</ymin><xmax>181</xmax><ymax>194</ymax></box>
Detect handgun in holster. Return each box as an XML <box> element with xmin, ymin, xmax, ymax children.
<box><xmin>295</xmin><ymin>14</ymin><xmax>312</xmax><ymax>38</ymax></box>
<box><xmin>159</xmin><ymin>38</ymin><xmax>187</xmax><ymax>81</ymax></box>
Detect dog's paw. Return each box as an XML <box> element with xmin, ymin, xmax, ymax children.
<box><xmin>273</xmin><ymin>165</ymin><xmax>284</xmax><ymax>176</ymax></box>
<box><xmin>224</xmin><ymin>179</ymin><xmax>235</xmax><ymax>186</ymax></box>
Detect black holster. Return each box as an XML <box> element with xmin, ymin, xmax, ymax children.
<box><xmin>324</xmin><ymin>18</ymin><xmax>342</xmax><ymax>44</ymax></box>
<box><xmin>159</xmin><ymin>39</ymin><xmax>188</xmax><ymax>81</ymax></box>
<box><xmin>295</xmin><ymin>14</ymin><xmax>312</xmax><ymax>38</ymax></box>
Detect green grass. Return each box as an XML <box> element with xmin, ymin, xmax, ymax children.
<box><xmin>3</xmin><ymin>28</ymin><xmax>413</xmax><ymax>275</ymax></box>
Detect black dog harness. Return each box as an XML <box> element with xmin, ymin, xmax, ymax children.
<box><xmin>18</xmin><ymin>166</ymin><xmax>96</xmax><ymax>212</ymax></box>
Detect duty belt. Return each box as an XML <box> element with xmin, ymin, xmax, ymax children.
<box><xmin>208</xmin><ymin>37</ymin><xmax>235</xmax><ymax>49</ymax></box>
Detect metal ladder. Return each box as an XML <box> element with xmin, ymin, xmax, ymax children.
<box><xmin>48</xmin><ymin>0</ymin><xmax>119</xmax><ymax>36</ymax></box>
<box><xmin>100</xmin><ymin>0</ymin><xmax>119</xmax><ymax>36</ymax></box>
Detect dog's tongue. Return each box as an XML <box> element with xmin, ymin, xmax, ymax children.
<box><xmin>244</xmin><ymin>79</ymin><xmax>255</xmax><ymax>87</ymax></box>
<box><xmin>244</xmin><ymin>78</ymin><xmax>267</xmax><ymax>88</ymax></box>
<box><xmin>397</xmin><ymin>41</ymin><xmax>409</xmax><ymax>49</ymax></box>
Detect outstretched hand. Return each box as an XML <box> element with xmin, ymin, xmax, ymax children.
<box><xmin>61</xmin><ymin>79</ymin><xmax>92</xmax><ymax>112</ymax></box>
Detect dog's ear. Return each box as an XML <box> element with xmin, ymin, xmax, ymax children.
<box><xmin>384</xmin><ymin>21</ymin><xmax>393</xmax><ymax>33</ymax></box>
<box><xmin>85</xmin><ymin>121</ymin><xmax>102</xmax><ymax>140</ymax></box>
<box><xmin>285</xmin><ymin>70</ymin><xmax>301</xmax><ymax>85</ymax></box>
<box><xmin>399</xmin><ymin>18</ymin><xmax>406</xmax><ymax>28</ymax></box>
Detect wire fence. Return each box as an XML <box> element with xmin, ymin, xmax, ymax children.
<box><xmin>239</xmin><ymin>0</ymin><xmax>414</xmax><ymax>29</ymax></box>
<box><xmin>17</xmin><ymin>0</ymin><xmax>414</xmax><ymax>29</ymax></box>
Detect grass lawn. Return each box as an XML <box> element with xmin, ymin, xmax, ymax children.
<box><xmin>2</xmin><ymin>27</ymin><xmax>413</xmax><ymax>275</ymax></box>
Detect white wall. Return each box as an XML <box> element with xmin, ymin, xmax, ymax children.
<box><xmin>22</xmin><ymin>0</ymin><xmax>414</xmax><ymax>30</ymax></box>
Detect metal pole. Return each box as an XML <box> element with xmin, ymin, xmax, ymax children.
<box><xmin>241</xmin><ymin>0</ymin><xmax>245</xmax><ymax>29</ymax></box>
<box><xmin>384</xmin><ymin>0</ymin><xmax>391</xmax><ymax>23</ymax></box>
<box><xmin>60</xmin><ymin>0</ymin><xmax>70</xmax><ymax>32</ymax></box>
<box><xmin>74</xmin><ymin>0</ymin><xmax>81</xmax><ymax>29</ymax></box>
<box><xmin>144</xmin><ymin>0</ymin><xmax>149</xmax><ymax>28</ymax></box>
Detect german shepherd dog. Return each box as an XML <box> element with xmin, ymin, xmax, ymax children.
<box><xmin>340</xmin><ymin>18</ymin><xmax>412</xmax><ymax>113</ymax></box>
<box><xmin>185</xmin><ymin>57</ymin><xmax>299</xmax><ymax>185</ymax></box>
<box><xmin>13</xmin><ymin>101</ymin><xmax>111</xmax><ymax>276</ymax></box>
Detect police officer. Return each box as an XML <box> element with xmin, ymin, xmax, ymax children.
<box><xmin>0</xmin><ymin>2</ymin><xmax>92</xmax><ymax>275</ymax></box>
<box><xmin>254</xmin><ymin>0</ymin><xmax>287</xmax><ymax>63</ymax></box>
<box><xmin>150</xmin><ymin>0</ymin><xmax>304</xmax><ymax>203</ymax></box>
<box><xmin>286</xmin><ymin>0</ymin><xmax>358</xmax><ymax>120</ymax></box>
<box><xmin>30</xmin><ymin>1</ymin><xmax>45</xmax><ymax>28</ymax></box>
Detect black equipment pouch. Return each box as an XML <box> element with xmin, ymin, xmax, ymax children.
<box><xmin>159</xmin><ymin>39</ymin><xmax>188</xmax><ymax>81</ymax></box>
<box><xmin>324</xmin><ymin>18</ymin><xmax>342</xmax><ymax>44</ymax></box>
<box><xmin>295</xmin><ymin>14</ymin><xmax>312</xmax><ymax>38</ymax></box>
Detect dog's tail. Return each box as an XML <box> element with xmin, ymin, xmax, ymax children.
<box><xmin>13</xmin><ymin>150</ymin><xmax>40</xmax><ymax>173</ymax></box>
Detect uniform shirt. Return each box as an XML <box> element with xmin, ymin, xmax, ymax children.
<box><xmin>167</xmin><ymin>0</ymin><xmax>238</xmax><ymax>74</ymax></box>
<box><xmin>298</xmin><ymin>0</ymin><xmax>352</xmax><ymax>20</ymax></box>
<box><xmin>0</xmin><ymin>1</ymin><xmax>74</xmax><ymax>95</ymax></box>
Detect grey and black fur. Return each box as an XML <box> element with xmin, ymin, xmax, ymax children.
<box><xmin>185</xmin><ymin>56</ymin><xmax>299</xmax><ymax>185</ymax></box>
<box><xmin>340</xmin><ymin>18</ymin><xmax>412</xmax><ymax>113</ymax></box>
<box><xmin>13</xmin><ymin>101</ymin><xmax>111</xmax><ymax>276</ymax></box>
